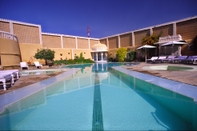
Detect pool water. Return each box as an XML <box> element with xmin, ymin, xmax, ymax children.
<box><xmin>0</xmin><ymin>63</ymin><xmax>196</xmax><ymax>130</ymax></box>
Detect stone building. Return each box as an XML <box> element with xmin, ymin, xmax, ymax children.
<box><xmin>0</xmin><ymin>16</ymin><xmax>197</xmax><ymax>67</ymax></box>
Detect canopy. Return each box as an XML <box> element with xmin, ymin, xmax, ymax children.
<box><xmin>137</xmin><ymin>45</ymin><xmax>156</xmax><ymax>49</ymax></box>
<box><xmin>161</xmin><ymin>41</ymin><xmax>187</xmax><ymax>46</ymax></box>
<box><xmin>91</xmin><ymin>43</ymin><xmax>108</xmax><ymax>52</ymax></box>
<box><xmin>137</xmin><ymin>45</ymin><xmax>156</xmax><ymax>62</ymax></box>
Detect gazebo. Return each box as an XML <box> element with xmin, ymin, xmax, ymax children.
<box><xmin>91</xmin><ymin>43</ymin><xmax>108</xmax><ymax>62</ymax></box>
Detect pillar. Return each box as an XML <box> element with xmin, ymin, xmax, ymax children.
<box><xmin>101</xmin><ymin>52</ymin><xmax>103</xmax><ymax>61</ymax></box>
<box><xmin>150</xmin><ymin>28</ymin><xmax>153</xmax><ymax>35</ymax></box>
<box><xmin>9</xmin><ymin>22</ymin><xmax>13</xmax><ymax>34</ymax></box>
<box><xmin>71</xmin><ymin>49</ymin><xmax>74</xmax><ymax>59</ymax></box>
<box><xmin>103</xmin><ymin>52</ymin><xmax>106</xmax><ymax>60</ymax></box>
<box><xmin>96</xmin><ymin>52</ymin><xmax>98</xmax><ymax>62</ymax></box>
<box><xmin>88</xmin><ymin>38</ymin><xmax>90</xmax><ymax>49</ymax></box>
<box><xmin>132</xmin><ymin>32</ymin><xmax>135</xmax><ymax>46</ymax></box>
<box><xmin>118</xmin><ymin>35</ymin><xmax>120</xmax><ymax>48</ymax></box>
<box><xmin>106</xmin><ymin>38</ymin><xmax>109</xmax><ymax>49</ymax></box>
<box><xmin>75</xmin><ymin>37</ymin><xmax>78</xmax><ymax>49</ymax></box>
<box><xmin>61</xmin><ymin>36</ymin><xmax>63</xmax><ymax>48</ymax></box>
<box><xmin>39</xmin><ymin>25</ymin><xmax>42</xmax><ymax>45</ymax></box>
<box><xmin>173</xmin><ymin>23</ymin><xmax>177</xmax><ymax>35</ymax></box>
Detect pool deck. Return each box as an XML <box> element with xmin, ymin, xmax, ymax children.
<box><xmin>120</xmin><ymin>62</ymin><xmax>197</xmax><ymax>103</ymax></box>
<box><xmin>123</xmin><ymin>62</ymin><xmax>197</xmax><ymax>86</ymax></box>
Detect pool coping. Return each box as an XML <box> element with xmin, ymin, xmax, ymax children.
<box><xmin>20</xmin><ymin>68</ymin><xmax>65</xmax><ymax>72</ymax></box>
<box><xmin>0</xmin><ymin>68</ymin><xmax>80</xmax><ymax>113</ymax></box>
<box><xmin>113</xmin><ymin>66</ymin><xmax>197</xmax><ymax>103</ymax></box>
<box><xmin>142</xmin><ymin>64</ymin><xmax>197</xmax><ymax>71</ymax></box>
<box><xmin>19</xmin><ymin>68</ymin><xmax>66</xmax><ymax>76</ymax></box>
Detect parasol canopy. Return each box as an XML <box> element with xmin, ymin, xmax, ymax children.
<box><xmin>137</xmin><ymin>45</ymin><xmax>156</xmax><ymax>49</ymax></box>
<box><xmin>137</xmin><ymin>45</ymin><xmax>156</xmax><ymax>62</ymax></box>
<box><xmin>161</xmin><ymin>41</ymin><xmax>187</xmax><ymax>46</ymax></box>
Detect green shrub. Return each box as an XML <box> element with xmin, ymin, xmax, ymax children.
<box><xmin>116</xmin><ymin>47</ymin><xmax>127</xmax><ymax>62</ymax></box>
<box><xmin>34</xmin><ymin>48</ymin><xmax>55</xmax><ymax>65</ymax></box>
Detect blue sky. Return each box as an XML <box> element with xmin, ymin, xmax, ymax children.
<box><xmin>0</xmin><ymin>0</ymin><xmax>197</xmax><ymax>38</ymax></box>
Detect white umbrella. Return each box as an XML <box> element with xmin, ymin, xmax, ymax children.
<box><xmin>137</xmin><ymin>45</ymin><xmax>156</xmax><ymax>49</ymax></box>
<box><xmin>137</xmin><ymin>45</ymin><xmax>156</xmax><ymax>62</ymax></box>
<box><xmin>161</xmin><ymin>41</ymin><xmax>187</xmax><ymax>56</ymax></box>
<box><xmin>161</xmin><ymin>41</ymin><xmax>187</xmax><ymax>46</ymax></box>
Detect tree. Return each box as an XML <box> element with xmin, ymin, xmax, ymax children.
<box><xmin>142</xmin><ymin>34</ymin><xmax>160</xmax><ymax>45</ymax></box>
<box><xmin>34</xmin><ymin>48</ymin><xmax>55</xmax><ymax>65</ymax></box>
<box><xmin>116</xmin><ymin>47</ymin><xmax>127</xmax><ymax>62</ymax></box>
<box><xmin>128</xmin><ymin>51</ymin><xmax>135</xmax><ymax>61</ymax></box>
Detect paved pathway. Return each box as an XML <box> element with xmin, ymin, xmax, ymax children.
<box><xmin>124</xmin><ymin>62</ymin><xmax>197</xmax><ymax>86</ymax></box>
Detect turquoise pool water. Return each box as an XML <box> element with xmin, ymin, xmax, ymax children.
<box><xmin>0</xmin><ymin>63</ymin><xmax>197</xmax><ymax>130</ymax></box>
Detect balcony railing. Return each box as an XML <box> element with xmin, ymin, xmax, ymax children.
<box><xmin>0</xmin><ymin>30</ymin><xmax>18</xmax><ymax>42</ymax></box>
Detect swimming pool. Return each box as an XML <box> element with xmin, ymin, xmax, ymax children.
<box><xmin>0</xmin><ymin>63</ymin><xmax>197</xmax><ymax>130</ymax></box>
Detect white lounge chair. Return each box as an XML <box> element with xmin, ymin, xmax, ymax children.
<box><xmin>0</xmin><ymin>70</ymin><xmax>19</xmax><ymax>80</ymax></box>
<box><xmin>155</xmin><ymin>56</ymin><xmax>167</xmax><ymax>63</ymax></box>
<box><xmin>20</xmin><ymin>62</ymin><xmax>29</xmax><ymax>70</ymax></box>
<box><xmin>0</xmin><ymin>73</ymin><xmax>12</xmax><ymax>90</ymax></box>
<box><xmin>193</xmin><ymin>58</ymin><xmax>197</xmax><ymax>64</ymax></box>
<box><xmin>34</xmin><ymin>61</ymin><xmax>42</xmax><ymax>68</ymax></box>
<box><xmin>146</xmin><ymin>56</ymin><xmax>158</xmax><ymax>63</ymax></box>
<box><xmin>162</xmin><ymin>55</ymin><xmax>176</xmax><ymax>63</ymax></box>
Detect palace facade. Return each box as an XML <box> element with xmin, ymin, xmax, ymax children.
<box><xmin>0</xmin><ymin>16</ymin><xmax>197</xmax><ymax>67</ymax></box>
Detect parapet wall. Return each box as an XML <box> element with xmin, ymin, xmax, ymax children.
<box><xmin>100</xmin><ymin>16</ymin><xmax>197</xmax><ymax>56</ymax></box>
<box><xmin>0</xmin><ymin>32</ymin><xmax>21</xmax><ymax>67</ymax></box>
<box><xmin>100</xmin><ymin>16</ymin><xmax>197</xmax><ymax>50</ymax></box>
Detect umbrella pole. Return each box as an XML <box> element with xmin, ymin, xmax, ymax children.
<box><xmin>145</xmin><ymin>49</ymin><xmax>147</xmax><ymax>62</ymax></box>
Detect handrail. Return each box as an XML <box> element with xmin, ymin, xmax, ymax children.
<box><xmin>0</xmin><ymin>30</ymin><xmax>18</xmax><ymax>42</ymax></box>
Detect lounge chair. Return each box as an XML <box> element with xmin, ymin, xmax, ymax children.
<box><xmin>193</xmin><ymin>58</ymin><xmax>197</xmax><ymax>64</ymax></box>
<box><xmin>0</xmin><ymin>70</ymin><xmax>19</xmax><ymax>81</ymax></box>
<box><xmin>146</xmin><ymin>56</ymin><xmax>158</xmax><ymax>63</ymax></box>
<box><xmin>162</xmin><ymin>55</ymin><xmax>176</xmax><ymax>63</ymax></box>
<box><xmin>20</xmin><ymin>62</ymin><xmax>29</xmax><ymax>70</ymax></box>
<box><xmin>0</xmin><ymin>73</ymin><xmax>13</xmax><ymax>90</ymax></box>
<box><xmin>34</xmin><ymin>61</ymin><xmax>42</xmax><ymax>68</ymax></box>
<box><xmin>154</xmin><ymin>56</ymin><xmax>167</xmax><ymax>63</ymax></box>
<box><xmin>173</xmin><ymin>56</ymin><xmax>188</xmax><ymax>63</ymax></box>
<box><xmin>182</xmin><ymin>55</ymin><xmax>197</xmax><ymax>64</ymax></box>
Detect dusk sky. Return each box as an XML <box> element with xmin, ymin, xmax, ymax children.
<box><xmin>0</xmin><ymin>0</ymin><xmax>197</xmax><ymax>38</ymax></box>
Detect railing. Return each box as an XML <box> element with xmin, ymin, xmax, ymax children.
<box><xmin>159</xmin><ymin>34</ymin><xmax>182</xmax><ymax>43</ymax></box>
<box><xmin>0</xmin><ymin>30</ymin><xmax>18</xmax><ymax>42</ymax></box>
